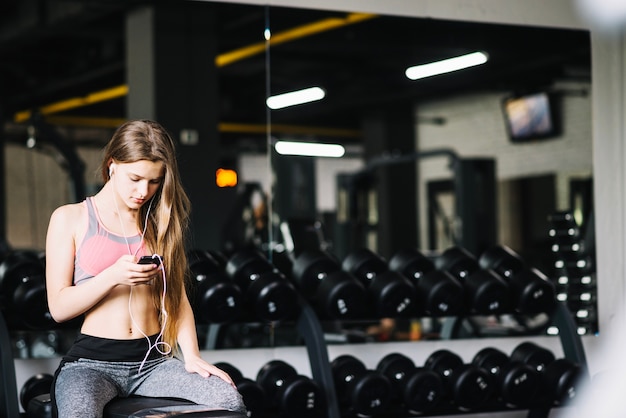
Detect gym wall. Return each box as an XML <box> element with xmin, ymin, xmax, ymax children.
<box><xmin>5</xmin><ymin>143</ymin><xmax>104</xmax><ymax>250</ymax></box>
<box><xmin>416</xmin><ymin>82</ymin><xmax>592</xmax><ymax>251</ymax></box>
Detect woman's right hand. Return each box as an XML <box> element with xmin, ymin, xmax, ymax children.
<box><xmin>107</xmin><ymin>254</ymin><xmax>162</xmax><ymax>287</ymax></box>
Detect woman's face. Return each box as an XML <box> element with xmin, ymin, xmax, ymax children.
<box><xmin>111</xmin><ymin>160</ymin><xmax>165</xmax><ymax>210</ymax></box>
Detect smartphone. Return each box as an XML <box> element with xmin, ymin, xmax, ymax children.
<box><xmin>138</xmin><ymin>255</ymin><xmax>163</xmax><ymax>266</ymax></box>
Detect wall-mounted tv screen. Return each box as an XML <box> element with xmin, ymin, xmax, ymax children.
<box><xmin>502</xmin><ymin>92</ymin><xmax>560</xmax><ymax>142</ymax></box>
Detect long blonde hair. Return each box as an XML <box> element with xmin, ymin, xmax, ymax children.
<box><xmin>101</xmin><ymin>119</ymin><xmax>190</xmax><ymax>353</ymax></box>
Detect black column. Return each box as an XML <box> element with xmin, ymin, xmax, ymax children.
<box><xmin>454</xmin><ymin>158</ymin><xmax>497</xmax><ymax>256</ymax></box>
<box><xmin>126</xmin><ymin>3</ymin><xmax>228</xmax><ymax>250</ymax></box>
<box><xmin>0</xmin><ymin>108</ymin><xmax>7</xmax><ymax>252</ymax></box>
<box><xmin>361</xmin><ymin>105</ymin><xmax>418</xmax><ymax>258</ymax></box>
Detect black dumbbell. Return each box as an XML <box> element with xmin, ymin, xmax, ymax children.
<box><xmin>510</xmin><ymin>342</ymin><xmax>556</xmax><ymax>372</ymax></box>
<box><xmin>20</xmin><ymin>373</ymin><xmax>53</xmax><ymax>414</ymax></box>
<box><xmin>291</xmin><ymin>250</ymin><xmax>366</xmax><ymax>319</ymax></box>
<box><xmin>555</xmin><ymin>252</ymin><xmax>594</xmax><ymax>277</ymax></box>
<box><xmin>472</xmin><ymin>346</ymin><xmax>541</xmax><ymax>408</ymax></box>
<box><xmin>564</xmin><ymin>297</ymin><xmax>597</xmax><ymax>333</ymax></box>
<box><xmin>424</xmin><ymin>349</ymin><xmax>493</xmax><ymax>410</ymax></box>
<box><xmin>389</xmin><ymin>248</ymin><xmax>465</xmax><ymax>316</ymax></box>
<box><xmin>510</xmin><ymin>341</ymin><xmax>584</xmax><ymax>406</ymax></box>
<box><xmin>342</xmin><ymin>248</ymin><xmax>417</xmax><ymax>318</ymax></box>
<box><xmin>187</xmin><ymin>249</ymin><xmax>243</xmax><ymax>324</ymax></box>
<box><xmin>436</xmin><ymin>246</ymin><xmax>511</xmax><ymax>315</ymax></box>
<box><xmin>331</xmin><ymin>354</ymin><xmax>392</xmax><ymax>416</ymax></box>
<box><xmin>479</xmin><ymin>245</ymin><xmax>557</xmax><ymax>315</ymax></box>
<box><xmin>548</xmin><ymin>212</ymin><xmax>580</xmax><ymax>240</ymax></box>
<box><xmin>544</xmin><ymin>358</ymin><xmax>585</xmax><ymax>405</ymax></box>
<box><xmin>0</xmin><ymin>250</ymin><xmax>55</xmax><ymax>330</ymax></box>
<box><xmin>256</xmin><ymin>359</ymin><xmax>324</xmax><ymax>417</ymax></box>
<box><xmin>225</xmin><ymin>249</ymin><xmax>300</xmax><ymax>322</ymax></box>
<box><xmin>376</xmin><ymin>352</ymin><xmax>444</xmax><ymax>413</ymax></box>
<box><xmin>214</xmin><ymin>362</ymin><xmax>266</xmax><ymax>417</ymax></box>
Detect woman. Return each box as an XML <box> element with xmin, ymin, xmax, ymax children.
<box><xmin>45</xmin><ymin>120</ymin><xmax>246</xmax><ymax>417</ymax></box>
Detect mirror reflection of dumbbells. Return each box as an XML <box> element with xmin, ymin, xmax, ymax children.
<box><xmin>342</xmin><ymin>248</ymin><xmax>417</xmax><ymax>318</ymax></box>
<box><xmin>376</xmin><ymin>352</ymin><xmax>444</xmax><ymax>414</ymax></box>
<box><xmin>388</xmin><ymin>248</ymin><xmax>465</xmax><ymax>316</ymax></box>
<box><xmin>479</xmin><ymin>245</ymin><xmax>557</xmax><ymax>315</ymax></box>
<box><xmin>291</xmin><ymin>250</ymin><xmax>366</xmax><ymax>319</ymax></box>
<box><xmin>187</xmin><ymin>249</ymin><xmax>243</xmax><ymax>324</ymax></box>
<box><xmin>225</xmin><ymin>249</ymin><xmax>300</xmax><ymax>322</ymax></box>
<box><xmin>510</xmin><ymin>341</ymin><xmax>585</xmax><ymax>406</ymax></box>
<box><xmin>424</xmin><ymin>349</ymin><xmax>494</xmax><ymax>411</ymax></box>
<box><xmin>213</xmin><ymin>362</ymin><xmax>266</xmax><ymax>417</ymax></box>
<box><xmin>436</xmin><ymin>246</ymin><xmax>512</xmax><ymax>315</ymax></box>
<box><xmin>256</xmin><ymin>359</ymin><xmax>324</xmax><ymax>418</ymax></box>
<box><xmin>12</xmin><ymin>330</ymin><xmax>62</xmax><ymax>360</ymax></box>
<box><xmin>331</xmin><ymin>354</ymin><xmax>392</xmax><ymax>416</ymax></box>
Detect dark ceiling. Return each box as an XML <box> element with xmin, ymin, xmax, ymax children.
<box><xmin>0</xmin><ymin>0</ymin><xmax>591</xmax><ymax>149</ymax></box>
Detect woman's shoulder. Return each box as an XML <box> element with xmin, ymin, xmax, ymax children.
<box><xmin>52</xmin><ymin>200</ymin><xmax>85</xmax><ymax>216</ymax></box>
<box><xmin>49</xmin><ymin>201</ymin><xmax>87</xmax><ymax>227</ymax></box>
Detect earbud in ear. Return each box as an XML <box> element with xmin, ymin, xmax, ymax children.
<box><xmin>108</xmin><ymin>167</ymin><xmax>113</xmax><ymax>177</ymax></box>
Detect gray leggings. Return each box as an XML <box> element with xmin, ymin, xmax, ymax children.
<box><xmin>54</xmin><ymin>356</ymin><xmax>246</xmax><ymax>418</ymax></box>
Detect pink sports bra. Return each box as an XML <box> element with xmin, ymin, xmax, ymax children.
<box><xmin>74</xmin><ymin>197</ymin><xmax>146</xmax><ymax>285</ymax></box>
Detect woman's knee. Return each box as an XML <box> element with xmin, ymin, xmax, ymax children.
<box><xmin>138</xmin><ymin>359</ymin><xmax>247</xmax><ymax>413</ymax></box>
<box><xmin>214</xmin><ymin>378</ymin><xmax>247</xmax><ymax>413</ymax></box>
<box><xmin>203</xmin><ymin>376</ymin><xmax>247</xmax><ymax>414</ymax></box>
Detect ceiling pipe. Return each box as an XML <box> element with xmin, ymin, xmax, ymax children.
<box><xmin>217</xmin><ymin>12</ymin><xmax>375</xmax><ymax>66</ymax></box>
<box><xmin>13</xmin><ymin>12</ymin><xmax>377</xmax><ymax>127</ymax></box>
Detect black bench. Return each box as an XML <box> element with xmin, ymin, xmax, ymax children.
<box><xmin>104</xmin><ymin>396</ymin><xmax>247</xmax><ymax>417</ymax></box>
<box><xmin>26</xmin><ymin>394</ymin><xmax>247</xmax><ymax>418</ymax></box>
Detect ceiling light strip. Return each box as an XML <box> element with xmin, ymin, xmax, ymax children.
<box><xmin>216</xmin><ymin>12</ymin><xmax>376</xmax><ymax>67</ymax></box>
<box><xmin>405</xmin><ymin>51</ymin><xmax>489</xmax><ymax>80</ymax></box>
<box><xmin>275</xmin><ymin>140</ymin><xmax>345</xmax><ymax>157</ymax></box>
<box><xmin>267</xmin><ymin>86</ymin><xmax>325</xmax><ymax>109</ymax></box>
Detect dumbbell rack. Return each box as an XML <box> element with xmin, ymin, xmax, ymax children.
<box><xmin>293</xmin><ymin>295</ymin><xmax>342</xmax><ymax>418</ymax></box>
<box><xmin>442</xmin><ymin>302</ymin><xmax>587</xmax><ymax>418</ymax></box>
<box><xmin>294</xmin><ymin>299</ymin><xmax>587</xmax><ymax>418</ymax></box>
<box><xmin>1</xmin><ymin>299</ymin><xmax>587</xmax><ymax>418</ymax></box>
<box><xmin>443</xmin><ymin>302</ymin><xmax>587</xmax><ymax>369</ymax></box>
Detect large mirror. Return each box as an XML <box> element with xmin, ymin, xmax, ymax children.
<box><xmin>0</xmin><ymin>1</ymin><xmax>593</xmax><ymax>356</ymax></box>
<box><xmin>252</xmin><ymin>4</ymin><xmax>593</xmax><ymax>347</ymax></box>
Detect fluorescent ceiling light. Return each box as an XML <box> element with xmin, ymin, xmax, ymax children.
<box><xmin>405</xmin><ymin>51</ymin><xmax>488</xmax><ymax>80</ymax></box>
<box><xmin>275</xmin><ymin>140</ymin><xmax>345</xmax><ymax>157</ymax></box>
<box><xmin>267</xmin><ymin>87</ymin><xmax>325</xmax><ymax>110</ymax></box>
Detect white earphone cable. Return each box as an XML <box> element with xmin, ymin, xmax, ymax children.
<box><xmin>111</xmin><ymin>181</ymin><xmax>171</xmax><ymax>373</ymax></box>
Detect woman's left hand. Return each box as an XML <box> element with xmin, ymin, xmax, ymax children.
<box><xmin>185</xmin><ymin>355</ymin><xmax>237</xmax><ymax>388</ymax></box>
